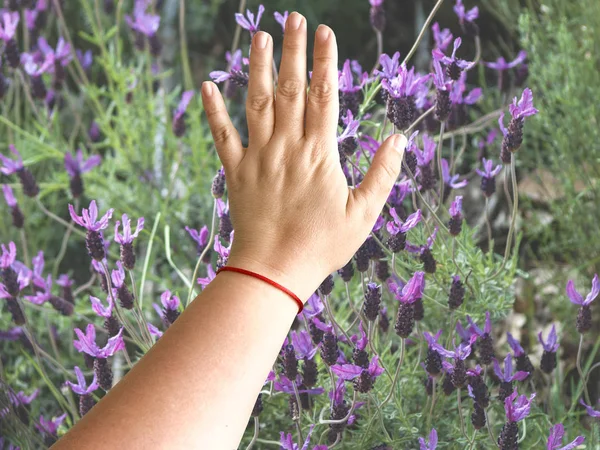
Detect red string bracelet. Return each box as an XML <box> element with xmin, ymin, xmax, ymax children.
<box><xmin>216</xmin><ymin>266</ymin><xmax>304</xmax><ymax>314</ymax></box>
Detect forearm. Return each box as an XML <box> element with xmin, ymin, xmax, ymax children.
<box><xmin>54</xmin><ymin>270</ymin><xmax>299</xmax><ymax>449</ymax></box>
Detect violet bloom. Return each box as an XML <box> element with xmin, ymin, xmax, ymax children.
<box><xmin>235</xmin><ymin>5</ymin><xmax>264</xmax><ymax>35</ymax></box>
<box><xmin>337</xmin><ymin>110</ymin><xmax>360</xmax><ymax>159</ymax></box>
<box><xmin>369</xmin><ymin>0</ymin><xmax>385</xmax><ymax>33</ymax></box>
<box><xmin>214</xmin><ymin>236</ymin><xmax>231</xmax><ymax>269</ymax></box>
<box><xmin>273</xmin><ymin>374</ymin><xmax>324</xmax><ymax>396</ymax></box>
<box><xmin>467</xmin><ymin>311</ymin><xmax>495</xmax><ymax>365</ymax></box>
<box><xmin>406</xmin><ymin>227</ymin><xmax>438</xmax><ymax>274</ymax></box>
<box><xmin>172</xmin><ymin>90</ymin><xmax>194</xmax><ymax>137</ymax></box>
<box><xmin>185</xmin><ymin>225</ymin><xmax>211</xmax><ymax>261</ymax></box>
<box><xmin>431</xmin><ymin>58</ymin><xmax>452</xmax><ymax>123</ymax></box>
<box><xmin>37</xmin><ymin>36</ymin><xmax>72</xmax><ymax>88</ymax></box>
<box><xmin>375</xmin><ymin>52</ymin><xmax>401</xmax><ymax>81</ymax></box>
<box><xmin>154</xmin><ymin>290</ymin><xmax>180</xmax><ymax>326</ymax></box>
<box><xmin>390</xmin><ymin>271</ymin><xmax>425</xmax><ymax>338</ymax></box>
<box><xmin>506</xmin><ymin>332</ymin><xmax>534</xmax><ymax>377</ymax></box>
<box><xmin>0</xmin><ymin>12</ymin><xmax>20</xmax><ymax>68</ymax></box>
<box><xmin>432</xmin><ymin>37</ymin><xmax>473</xmax><ymax>81</ymax></box>
<box><xmin>423</xmin><ymin>330</ymin><xmax>443</xmax><ymax>375</ymax></box>
<box><xmin>413</xmin><ymin>134</ymin><xmax>437</xmax><ymax>191</ymax></box>
<box><xmin>493</xmin><ymin>354</ymin><xmax>529</xmax><ymax>401</ymax></box>
<box><xmin>441</xmin><ymin>159</ymin><xmax>468</xmax><ymax>194</ymax></box>
<box><xmin>273</xmin><ymin>11</ymin><xmax>288</xmax><ymax>32</ymax></box>
<box><xmin>436</xmin><ymin>336</ymin><xmax>477</xmax><ymax>388</ymax></box>
<box><xmin>3</xmin><ymin>184</ymin><xmax>24</xmax><ymax>229</ymax></box>
<box><xmin>450</xmin><ymin>73</ymin><xmax>482</xmax><ymax>106</ymax></box>
<box><xmin>538</xmin><ymin>325</ymin><xmax>559</xmax><ymax>374</ymax></box>
<box><xmin>125</xmin><ymin>0</ymin><xmax>161</xmax><ymax>55</ymax></box>
<box><xmin>69</xmin><ymin>200</ymin><xmax>114</xmax><ymax>262</ymax></box>
<box><xmin>567</xmin><ymin>273</ymin><xmax>598</xmax><ymax>334</ymax></box>
<box><xmin>21</xmin><ymin>51</ymin><xmax>53</xmax><ymax>99</ymax></box>
<box><xmin>280</xmin><ymin>424</ymin><xmax>327</xmax><ymax>450</ymax></box>
<box><xmin>25</xmin><ymin>0</ymin><xmax>49</xmax><ymax>33</ymax></box>
<box><xmin>291</xmin><ymin>330</ymin><xmax>318</xmax><ymax>361</ymax></box>
<box><xmin>64</xmin><ymin>149</ymin><xmax>101</xmax><ymax>198</ymax></box>
<box><xmin>35</xmin><ymin>413</ymin><xmax>67</xmax><ymax>443</ymax></box>
<box><xmin>331</xmin><ymin>355</ymin><xmax>384</xmax><ymax>393</ymax></box>
<box><xmin>339</xmin><ymin>59</ymin><xmax>368</xmax><ymax>119</ymax></box>
<box><xmin>485</xmin><ymin>50</ymin><xmax>527</xmax><ymax>92</ymax></box>
<box><xmin>386</xmin><ymin>209</ymin><xmax>421</xmax><ymax>254</ymax></box>
<box><xmin>209</xmin><ymin>49</ymin><xmax>249</xmax><ymax>95</ymax></box>
<box><xmin>454</xmin><ymin>0</ymin><xmax>479</xmax><ymax>36</ymax></box>
<box><xmin>66</xmin><ymin>366</ymin><xmax>99</xmax><ymax>416</ymax></box>
<box><xmin>350</xmin><ymin>321</ymin><xmax>370</xmax><ymax>366</ymax></box>
<box><xmin>197</xmin><ymin>264</ymin><xmax>216</xmax><ymax>290</ymax></box>
<box><xmin>89</xmin><ymin>292</ymin><xmax>114</xmax><ymax>319</ymax></box>
<box><xmin>114</xmin><ymin>213</ymin><xmax>144</xmax><ymax>270</ymax></box>
<box><xmin>419</xmin><ymin>428</ymin><xmax>438</xmax><ymax>450</ymax></box>
<box><xmin>300</xmin><ymin>292</ymin><xmax>324</xmax><ymax>321</ymax></box>
<box><xmin>476</xmin><ymin>158</ymin><xmax>502</xmax><ymax>198</ymax></box>
<box><xmin>0</xmin><ymin>145</ymin><xmax>40</xmax><ymax>197</ymax></box>
<box><xmin>448</xmin><ymin>196</ymin><xmax>463</xmax><ymax>236</ymax></box>
<box><xmin>579</xmin><ymin>399</ymin><xmax>600</xmax><ymax>418</ymax></box>
<box><xmin>147</xmin><ymin>323</ymin><xmax>163</xmax><ymax>339</ymax></box>
<box><xmin>477</xmin><ymin>129</ymin><xmax>499</xmax><ymax>160</ymax></box>
<box><xmin>546</xmin><ymin>423</ymin><xmax>585</xmax><ymax>450</ymax></box>
<box><xmin>76</xmin><ymin>49</ymin><xmax>93</xmax><ymax>74</ymax></box>
<box><xmin>498</xmin><ymin>390</ymin><xmax>535</xmax><ymax>450</ymax></box>
<box><xmin>382</xmin><ymin>65</ymin><xmax>430</xmax><ymax>130</ymax></box>
<box><xmin>432</xmin><ymin>23</ymin><xmax>452</xmax><ymax>52</ymax></box>
<box><xmin>111</xmin><ymin>260</ymin><xmax>135</xmax><ymax>309</ymax></box>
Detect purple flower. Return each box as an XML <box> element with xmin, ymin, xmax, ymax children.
<box><xmin>2</xmin><ymin>184</ymin><xmax>17</xmax><ymax>208</ymax></box>
<box><xmin>479</xmin><ymin>129</ymin><xmax>499</xmax><ymax>150</ymax></box>
<box><xmin>389</xmin><ymin>271</ymin><xmax>425</xmax><ymax>304</ymax></box>
<box><xmin>235</xmin><ymin>5</ymin><xmax>265</xmax><ymax>34</ymax></box>
<box><xmin>337</xmin><ymin>110</ymin><xmax>360</xmax><ymax>143</ymax></box>
<box><xmin>69</xmin><ymin>200</ymin><xmax>114</xmax><ymax>232</ymax></box>
<box><xmin>299</xmin><ymin>293</ymin><xmax>324</xmax><ymax>320</ymax></box>
<box><xmin>538</xmin><ymin>325</ymin><xmax>559</xmax><ymax>352</ymax></box>
<box><xmin>467</xmin><ymin>311</ymin><xmax>492</xmax><ymax>337</ymax></box>
<box><xmin>432</xmin><ymin>23</ymin><xmax>452</xmax><ymax>51</ymax></box>
<box><xmin>186</xmin><ymin>225</ymin><xmax>208</xmax><ymax>248</ymax></box>
<box><xmin>64</xmin><ymin>149</ymin><xmax>101</xmax><ymax>178</ymax></box>
<box><xmin>454</xmin><ymin>0</ymin><xmax>478</xmax><ymax>24</ymax></box>
<box><xmin>37</xmin><ymin>36</ymin><xmax>72</xmax><ymax>68</ymax></box>
<box><xmin>423</xmin><ymin>330</ymin><xmax>442</xmax><ymax>348</ymax></box>
<box><xmin>147</xmin><ymin>323</ymin><xmax>163</xmax><ymax>339</ymax></box>
<box><xmin>485</xmin><ymin>51</ymin><xmax>527</xmax><ymax>71</ymax></box>
<box><xmin>476</xmin><ymin>158</ymin><xmax>502</xmax><ymax>178</ymax></box>
<box><xmin>273</xmin><ymin>11</ymin><xmax>288</xmax><ymax>32</ymax></box>
<box><xmin>114</xmin><ymin>214</ymin><xmax>144</xmax><ymax>245</ymax></box>
<box><xmin>406</xmin><ymin>227</ymin><xmax>438</xmax><ymax>255</ymax></box>
<box><xmin>375</xmin><ymin>52</ymin><xmax>401</xmax><ymax>80</ymax></box>
<box><xmin>433</xmin><ymin>335</ymin><xmax>477</xmax><ymax>361</ymax></box>
<box><xmin>89</xmin><ymin>292</ymin><xmax>114</xmax><ymax>318</ymax></box>
<box><xmin>547</xmin><ymin>423</ymin><xmax>585</xmax><ymax>450</ymax></box>
<box><xmin>506</xmin><ymin>332</ymin><xmax>525</xmax><ymax>357</ymax></box>
<box><xmin>173</xmin><ymin>90</ymin><xmax>194</xmax><ymax>123</ymax></box>
<box><xmin>493</xmin><ymin>354</ymin><xmax>529</xmax><ymax>382</ymax></box>
<box><xmin>456</xmin><ymin>320</ymin><xmax>473</xmax><ymax>343</ymax></box>
<box><xmin>382</xmin><ymin>65</ymin><xmax>430</xmax><ymax>98</ymax></box>
<box><xmin>566</xmin><ymin>274</ymin><xmax>599</xmax><ymax>306</ymax></box>
<box><xmin>0</xmin><ymin>241</ymin><xmax>17</xmax><ymax>269</ymax></box>
<box><xmin>197</xmin><ymin>264</ymin><xmax>216</xmax><ymax>289</ymax></box>
<box><xmin>279</xmin><ymin>424</ymin><xmax>327</xmax><ymax>450</ymax></box>
<box><xmin>441</xmin><ymin>159</ymin><xmax>468</xmax><ymax>189</ymax></box>
<box><xmin>504</xmin><ymin>389</ymin><xmax>535</xmax><ymax>423</ymax></box>
<box><xmin>579</xmin><ymin>399</ymin><xmax>600</xmax><ymax>418</ymax></box>
<box><xmin>507</xmin><ymin>87</ymin><xmax>539</xmax><ymax>120</ymax></box>
<box><xmin>450</xmin><ymin>73</ymin><xmax>482</xmax><ymax>105</ymax></box>
<box><xmin>350</xmin><ymin>321</ymin><xmax>369</xmax><ymax>351</ymax></box>
<box><xmin>413</xmin><ymin>134</ymin><xmax>436</xmax><ymax>167</ymax></box>
<box><xmin>76</xmin><ymin>49</ymin><xmax>93</xmax><ymax>71</ymax></box>
<box><xmin>331</xmin><ymin>355</ymin><xmax>384</xmax><ymax>380</ymax></box>
<box><xmin>209</xmin><ymin>50</ymin><xmax>247</xmax><ymax>84</ymax></box>
<box><xmin>0</xmin><ymin>327</ymin><xmax>24</xmax><ymax>341</ymax></box>
<box><xmin>35</xmin><ymin>413</ymin><xmax>67</xmax><ymax>435</ymax></box>
<box><xmin>432</xmin><ymin>58</ymin><xmax>452</xmax><ymax>92</ymax></box>
<box><xmin>291</xmin><ymin>330</ymin><xmax>318</xmax><ymax>360</ymax></box>
<box><xmin>449</xmin><ymin>196</ymin><xmax>463</xmax><ymax>217</ymax></box>
<box><xmin>339</xmin><ymin>59</ymin><xmax>368</xmax><ymax>94</ymax></box>
<box><xmin>419</xmin><ymin>428</ymin><xmax>438</xmax><ymax>450</ymax></box>
<box><xmin>0</xmin><ymin>11</ymin><xmax>19</xmax><ymax>41</ymax></box>
<box><xmin>125</xmin><ymin>0</ymin><xmax>160</xmax><ymax>37</ymax></box>
<box><xmin>274</xmin><ymin>374</ymin><xmax>324</xmax><ymax>396</ymax></box>
<box><xmin>0</xmin><ymin>145</ymin><xmax>24</xmax><ymax>175</ymax></box>
<box><xmin>21</xmin><ymin>51</ymin><xmax>53</xmax><ymax>76</ymax></box>
<box><xmin>110</xmin><ymin>260</ymin><xmax>126</xmax><ymax>289</ymax></box>
<box><xmin>66</xmin><ymin>366</ymin><xmax>99</xmax><ymax>395</ymax></box>
<box><xmin>160</xmin><ymin>290</ymin><xmax>180</xmax><ymax>311</ymax></box>
<box><xmin>432</xmin><ymin>38</ymin><xmax>473</xmax><ymax>71</ymax></box>
<box><xmin>7</xmin><ymin>388</ymin><xmax>39</xmax><ymax>407</ymax></box>
<box><xmin>386</xmin><ymin>209</ymin><xmax>422</xmax><ymax>235</ymax></box>
<box><xmin>73</xmin><ymin>324</ymin><xmax>125</xmax><ymax>358</ymax></box>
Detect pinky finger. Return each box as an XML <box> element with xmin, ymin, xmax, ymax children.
<box><xmin>201</xmin><ymin>82</ymin><xmax>244</xmax><ymax>171</ymax></box>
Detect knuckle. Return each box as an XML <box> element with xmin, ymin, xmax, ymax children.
<box><xmin>278</xmin><ymin>78</ymin><xmax>304</xmax><ymax>99</ymax></box>
<box><xmin>212</xmin><ymin>124</ymin><xmax>233</xmax><ymax>146</ymax></box>
<box><xmin>247</xmin><ymin>94</ymin><xmax>273</xmax><ymax>113</ymax></box>
<box><xmin>379</xmin><ymin>159</ymin><xmax>399</xmax><ymax>183</ymax></box>
<box><xmin>309</xmin><ymin>79</ymin><xmax>335</xmax><ymax>104</ymax></box>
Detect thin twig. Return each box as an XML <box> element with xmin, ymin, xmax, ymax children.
<box><xmin>402</xmin><ymin>0</ymin><xmax>446</xmax><ymax>65</ymax></box>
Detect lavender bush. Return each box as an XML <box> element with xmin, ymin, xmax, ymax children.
<box><xmin>1</xmin><ymin>0</ymin><xmax>599</xmax><ymax>448</ymax></box>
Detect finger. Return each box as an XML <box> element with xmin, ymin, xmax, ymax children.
<box><xmin>246</xmin><ymin>31</ymin><xmax>275</xmax><ymax>149</ymax></box>
<box><xmin>202</xmin><ymin>81</ymin><xmax>244</xmax><ymax>171</ymax></box>
<box><xmin>350</xmin><ymin>134</ymin><xmax>407</xmax><ymax>224</ymax></box>
<box><xmin>305</xmin><ymin>25</ymin><xmax>338</xmax><ymax>142</ymax></box>
<box><xmin>275</xmin><ymin>12</ymin><xmax>307</xmax><ymax>138</ymax></box>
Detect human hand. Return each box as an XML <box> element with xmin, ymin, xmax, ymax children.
<box><xmin>201</xmin><ymin>12</ymin><xmax>407</xmax><ymax>301</ymax></box>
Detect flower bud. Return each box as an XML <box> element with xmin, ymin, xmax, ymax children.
<box><xmin>435</xmin><ymin>89</ymin><xmax>451</xmax><ymax>122</ymax></box>
<box><xmin>302</xmin><ymin>358</ymin><xmax>318</xmax><ymax>387</ymax></box>
<box><xmin>451</xmin><ymin>359</ymin><xmax>467</xmax><ymax>388</ymax></box>
<box><xmin>337</xmin><ymin>260</ymin><xmax>354</xmax><ymax>282</ymax></box>
<box><xmin>283</xmin><ymin>345</ymin><xmax>298</xmax><ymax>380</ymax></box>
<box><xmin>448</xmin><ymin>277</ymin><xmax>465</xmax><ymax>310</ymax></box>
<box><xmin>413</xmin><ymin>298</ymin><xmax>424</xmax><ymax>322</ymax></box>
<box><xmin>17</xmin><ymin>168</ymin><xmax>40</xmax><ymax>198</ymax></box>
<box><xmin>79</xmin><ymin>394</ymin><xmax>96</xmax><ymax>416</ymax></box>
<box><xmin>320</xmin><ymin>332</ymin><xmax>339</xmax><ymax>366</ymax></box>
<box><xmin>498</xmin><ymin>422</ymin><xmax>519</xmax><ymax>450</ymax></box>
<box><xmin>94</xmin><ymin>357</ymin><xmax>113</xmax><ymax>391</ymax></box>
<box><xmin>86</xmin><ymin>230</ymin><xmax>106</xmax><ymax>261</ymax></box>
<box><xmin>471</xmin><ymin>403</ymin><xmax>486</xmax><ymax>429</ymax></box>
<box><xmin>477</xmin><ymin>334</ymin><xmax>495</xmax><ymax>366</ymax></box>
<box><xmin>420</xmin><ymin>248</ymin><xmax>437</xmax><ymax>274</ymax></box>
<box><xmin>318</xmin><ymin>275</ymin><xmax>334</xmax><ymax>297</ymax></box>
<box><xmin>117</xmin><ymin>284</ymin><xmax>134</xmax><ymax>310</ymax></box>
<box><xmin>576</xmin><ymin>305</ymin><xmax>592</xmax><ymax>334</ymax></box>
<box><xmin>394</xmin><ymin>303</ymin><xmax>414</xmax><ymax>338</ymax></box>
<box><xmin>49</xmin><ymin>296</ymin><xmax>74</xmax><ymax>316</ymax></box>
<box><xmin>540</xmin><ymin>350</ymin><xmax>557</xmax><ymax>374</ymax></box>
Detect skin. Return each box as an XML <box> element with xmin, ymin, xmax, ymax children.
<box><xmin>53</xmin><ymin>12</ymin><xmax>406</xmax><ymax>449</ymax></box>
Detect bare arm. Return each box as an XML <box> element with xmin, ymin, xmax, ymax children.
<box><xmin>53</xmin><ymin>12</ymin><xmax>406</xmax><ymax>449</ymax></box>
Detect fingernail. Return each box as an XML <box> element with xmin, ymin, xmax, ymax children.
<box><xmin>254</xmin><ymin>32</ymin><xmax>268</xmax><ymax>49</ymax></box>
<box><xmin>202</xmin><ymin>81</ymin><xmax>213</xmax><ymax>97</ymax></box>
<box><xmin>316</xmin><ymin>24</ymin><xmax>331</xmax><ymax>42</ymax></box>
<box><xmin>287</xmin><ymin>12</ymin><xmax>303</xmax><ymax>30</ymax></box>
<box><xmin>393</xmin><ymin>134</ymin><xmax>407</xmax><ymax>152</ymax></box>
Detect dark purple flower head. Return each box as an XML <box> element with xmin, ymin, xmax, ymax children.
<box><xmin>235</xmin><ymin>5</ymin><xmax>264</xmax><ymax>34</ymax></box>
<box><xmin>449</xmin><ymin>195</ymin><xmax>463</xmax><ymax>217</ymax></box>
<box><xmin>547</xmin><ymin>423</ymin><xmax>585</xmax><ymax>450</ymax></box>
<box><xmin>69</xmin><ymin>200</ymin><xmax>114</xmax><ymax>232</ymax></box>
<box><xmin>432</xmin><ymin>23</ymin><xmax>452</xmax><ymax>52</ymax></box>
<box><xmin>382</xmin><ymin>65</ymin><xmax>430</xmax><ymax>98</ymax></box>
<box><xmin>413</xmin><ymin>134</ymin><xmax>436</xmax><ymax>166</ymax></box>
<box><xmin>441</xmin><ymin>159</ymin><xmax>468</xmax><ymax>189</ymax></box>
<box><xmin>350</xmin><ymin>321</ymin><xmax>368</xmax><ymax>351</ymax></box>
<box><xmin>375</xmin><ymin>51</ymin><xmax>401</xmax><ymax>80</ymax></box>
<box><xmin>432</xmin><ymin>38</ymin><xmax>473</xmax><ymax>70</ymax></box>
<box><xmin>2</xmin><ymin>184</ymin><xmax>17</xmax><ymax>207</ymax></box>
<box><xmin>331</xmin><ymin>355</ymin><xmax>384</xmax><ymax>380</ymax></box>
<box><xmin>173</xmin><ymin>90</ymin><xmax>194</xmax><ymax>122</ymax></box>
<box><xmin>507</xmin><ymin>87</ymin><xmax>538</xmax><ymax>120</ymax></box>
<box><xmin>467</xmin><ymin>311</ymin><xmax>492</xmax><ymax>337</ymax></box>
<box><xmin>434</xmin><ymin>335</ymin><xmax>477</xmax><ymax>361</ymax></box>
<box><xmin>389</xmin><ymin>271</ymin><xmax>426</xmax><ymax>304</ymax></box>
<box><xmin>339</xmin><ymin>59</ymin><xmax>367</xmax><ymax>94</ymax></box>
<box><xmin>89</xmin><ymin>291</ymin><xmax>114</xmax><ymax>318</ymax></box>
<box><xmin>161</xmin><ymin>290</ymin><xmax>180</xmax><ymax>311</ymax></box>
<box><xmin>493</xmin><ymin>354</ymin><xmax>529</xmax><ymax>382</ymax></box>
<box><xmin>273</xmin><ymin>11</ymin><xmax>288</xmax><ymax>32</ymax></box>
<box><xmin>337</xmin><ymin>110</ymin><xmax>360</xmax><ymax>143</ymax></box>
<box><xmin>35</xmin><ymin>413</ymin><xmax>67</xmax><ymax>435</ymax></box>
<box><xmin>504</xmin><ymin>389</ymin><xmax>535</xmax><ymax>423</ymax></box>
<box><xmin>196</xmin><ymin>264</ymin><xmax>216</xmax><ymax>289</ymax></box>
<box><xmin>38</xmin><ymin>36</ymin><xmax>72</xmax><ymax>68</ymax></box>
<box><xmin>406</xmin><ymin>227</ymin><xmax>438</xmax><ymax>254</ymax></box>
<box><xmin>566</xmin><ymin>274</ymin><xmax>599</xmax><ymax>306</ymax></box>
<box><xmin>0</xmin><ymin>241</ymin><xmax>17</xmax><ymax>269</ymax></box>
<box><xmin>0</xmin><ymin>145</ymin><xmax>24</xmax><ymax>175</ymax></box>
<box><xmin>300</xmin><ymin>293</ymin><xmax>324</xmax><ymax>320</ymax></box>
<box><xmin>73</xmin><ymin>324</ymin><xmax>125</xmax><ymax>358</ymax></box>
<box><xmin>454</xmin><ymin>0</ymin><xmax>478</xmax><ymax>24</ymax></box>
<box><xmin>64</xmin><ymin>149</ymin><xmax>101</xmax><ymax>178</ymax></box>
<box><xmin>386</xmin><ymin>209</ymin><xmax>422</xmax><ymax>235</ymax></box>
<box><xmin>423</xmin><ymin>330</ymin><xmax>442</xmax><ymax>348</ymax></box>
<box><xmin>291</xmin><ymin>330</ymin><xmax>318</xmax><ymax>360</ymax></box>
<box><xmin>185</xmin><ymin>225</ymin><xmax>208</xmax><ymax>248</ymax></box>
<box><xmin>114</xmin><ymin>214</ymin><xmax>144</xmax><ymax>245</ymax></box>
<box><xmin>538</xmin><ymin>325</ymin><xmax>559</xmax><ymax>353</ymax></box>
<box><xmin>419</xmin><ymin>428</ymin><xmax>438</xmax><ymax>450</ymax></box>
<box><xmin>485</xmin><ymin>51</ymin><xmax>527</xmax><ymax>71</ymax></box>
<box><xmin>579</xmin><ymin>399</ymin><xmax>600</xmax><ymax>418</ymax></box>
<box><xmin>476</xmin><ymin>158</ymin><xmax>503</xmax><ymax>178</ymax></box>
<box><xmin>125</xmin><ymin>0</ymin><xmax>160</xmax><ymax>37</ymax></box>
<box><xmin>506</xmin><ymin>332</ymin><xmax>525</xmax><ymax>357</ymax></box>
<box><xmin>66</xmin><ymin>366</ymin><xmax>99</xmax><ymax>396</ymax></box>
<box><xmin>0</xmin><ymin>11</ymin><xmax>19</xmax><ymax>41</ymax></box>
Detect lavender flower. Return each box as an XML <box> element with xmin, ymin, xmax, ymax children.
<box><xmin>339</xmin><ymin>59</ymin><xmax>367</xmax><ymax>120</ymax></box>
<box><xmin>66</xmin><ymin>366</ymin><xmax>99</xmax><ymax>416</ymax></box>
<box><xmin>362</xmin><ymin>282</ymin><xmax>382</xmax><ymax>321</ymax></box>
<box><xmin>209</xmin><ymin>50</ymin><xmax>249</xmax><ymax>93</ymax></box>
<box><xmin>21</xmin><ymin>51</ymin><xmax>52</xmax><ymax>99</ymax></box>
<box><xmin>485</xmin><ymin>51</ymin><xmax>527</xmax><ymax>92</ymax></box>
<box><xmin>147</xmin><ymin>323</ymin><xmax>163</xmax><ymax>339</ymax></box>
<box><xmin>110</xmin><ymin>261</ymin><xmax>134</xmax><ymax>309</ymax></box>
<box><xmin>197</xmin><ymin>264</ymin><xmax>216</xmax><ymax>289</ymax></box>
<box><xmin>375</xmin><ymin>52</ymin><xmax>401</xmax><ymax>81</ymax></box>
<box><xmin>448</xmin><ymin>196</ymin><xmax>463</xmax><ymax>236</ymax></box>
<box><xmin>25</xmin><ymin>0</ymin><xmax>49</xmax><ymax>34</ymax></box>
<box><xmin>441</xmin><ymin>159</ymin><xmax>468</xmax><ymax>193</ymax></box>
<box><xmin>477</xmin><ymin>129</ymin><xmax>498</xmax><ymax>161</ymax></box>
<box><xmin>434</xmin><ymin>336</ymin><xmax>476</xmax><ymax>388</ymax></box>
<box><xmin>331</xmin><ymin>355</ymin><xmax>384</xmax><ymax>393</ymax></box>
<box><xmin>89</xmin><ymin>292</ymin><xmax>114</xmax><ymax>318</ymax></box>
<box><xmin>467</xmin><ymin>365</ymin><xmax>489</xmax><ymax>408</ymax></box>
<box><xmin>64</xmin><ymin>149</ymin><xmax>101</xmax><ymax>198</ymax></box>
<box><xmin>382</xmin><ymin>65</ymin><xmax>430</xmax><ymax>129</ymax></box>
<box><xmin>114</xmin><ymin>214</ymin><xmax>144</xmax><ymax>270</ymax></box>
<box><xmin>454</xmin><ymin>0</ymin><xmax>479</xmax><ymax>36</ymax></box>
<box><xmin>448</xmin><ymin>275</ymin><xmax>465</xmax><ymax>310</ymax></box>
<box><xmin>499</xmin><ymin>88</ymin><xmax>538</xmax><ymax>163</ymax></box>
<box><xmin>349</xmin><ymin>322</ymin><xmax>369</xmax><ymax>368</ymax></box>
<box><xmin>423</xmin><ymin>330</ymin><xmax>443</xmax><ymax>376</ymax></box>
<box><xmin>35</xmin><ymin>413</ymin><xmax>67</xmax><ymax>446</ymax></box>
<box><xmin>546</xmin><ymin>423</ymin><xmax>585</xmax><ymax>450</ymax></box>
<box><xmin>406</xmin><ymin>227</ymin><xmax>438</xmax><ymax>274</ymax></box>
<box><xmin>235</xmin><ymin>5</ymin><xmax>264</xmax><ymax>35</ymax></box>
<box><xmin>538</xmin><ymin>325</ymin><xmax>559</xmax><ymax>374</ymax></box>
<box><xmin>291</xmin><ymin>330</ymin><xmax>318</xmax><ymax>361</ymax></box>
<box><xmin>467</xmin><ymin>311</ymin><xmax>495</xmax><ymax>365</ymax></box>
<box><xmin>158</xmin><ymin>290</ymin><xmax>180</xmax><ymax>326</ymax></box>
<box><xmin>448</xmin><ymin>73</ymin><xmax>482</xmax><ymax>129</ymax></box>
<box><xmin>273</xmin><ymin>11</ymin><xmax>288</xmax><ymax>32</ymax></box>
<box><xmin>579</xmin><ymin>399</ymin><xmax>600</xmax><ymax>418</ymax></box>
<box><xmin>432</xmin><ymin>23</ymin><xmax>452</xmax><ymax>52</ymax></box>
<box><xmin>0</xmin><ymin>145</ymin><xmax>40</xmax><ymax>197</ymax></box>
<box><xmin>0</xmin><ymin>12</ymin><xmax>20</xmax><ymax>68</ymax></box>
<box><xmin>476</xmin><ymin>158</ymin><xmax>503</xmax><ymax>197</ymax></box>
<box><xmin>37</xmin><ymin>37</ymin><xmax>72</xmax><ymax>88</ymax></box>
<box><xmin>185</xmin><ymin>224</ymin><xmax>211</xmax><ymax>263</ymax></box>
<box><xmin>498</xmin><ymin>390</ymin><xmax>536</xmax><ymax>450</ymax></box>
<box><xmin>2</xmin><ymin>184</ymin><xmax>24</xmax><ymax>228</ymax></box>
<box><xmin>419</xmin><ymin>428</ymin><xmax>438</xmax><ymax>450</ymax></box>
<box><xmin>432</xmin><ymin>58</ymin><xmax>452</xmax><ymax>122</ymax></box>
<box><xmin>413</xmin><ymin>134</ymin><xmax>437</xmax><ymax>191</ymax></box>
<box><xmin>386</xmin><ymin>209</ymin><xmax>421</xmax><ymax>253</ymax></box>
<box><xmin>172</xmin><ymin>90</ymin><xmax>194</xmax><ymax>137</ymax></box>
<box><xmin>390</xmin><ymin>271</ymin><xmax>425</xmax><ymax>337</ymax></box>
<box><xmin>433</xmin><ymin>38</ymin><xmax>473</xmax><ymax>81</ymax></box>
<box><xmin>76</xmin><ymin>49</ymin><xmax>93</xmax><ymax>74</ymax></box>
<box><xmin>216</xmin><ymin>199</ymin><xmax>233</xmax><ymax>243</ymax></box>
<box><xmin>279</xmin><ymin>424</ymin><xmax>327</xmax><ymax>450</ymax></box>
<box><xmin>125</xmin><ymin>0</ymin><xmax>161</xmax><ymax>55</ymax></box>
<box><xmin>507</xmin><ymin>332</ymin><xmax>534</xmax><ymax>378</ymax></box>
<box><xmin>567</xmin><ymin>274</ymin><xmax>598</xmax><ymax>334</ymax></box>
<box><xmin>337</xmin><ymin>110</ymin><xmax>360</xmax><ymax>159</ymax></box>
<box><xmin>69</xmin><ymin>200</ymin><xmax>114</xmax><ymax>261</ymax></box>
<box><xmin>493</xmin><ymin>354</ymin><xmax>529</xmax><ymax>401</ymax></box>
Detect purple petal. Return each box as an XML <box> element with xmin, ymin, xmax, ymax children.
<box><xmin>331</xmin><ymin>363</ymin><xmax>363</xmax><ymax>380</ymax></box>
<box><xmin>566</xmin><ymin>280</ymin><xmax>584</xmax><ymax>305</ymax></box>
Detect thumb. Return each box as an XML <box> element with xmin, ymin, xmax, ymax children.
<box><xmin>351</xmin><ymin>134</ymin><xmax>407</xmax><ymax>223</ymax></box>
